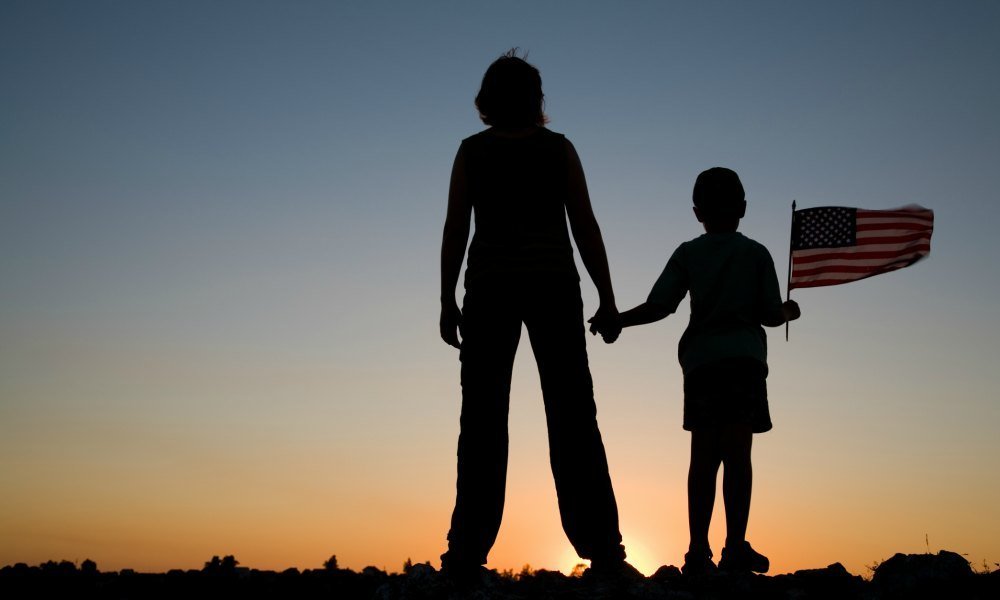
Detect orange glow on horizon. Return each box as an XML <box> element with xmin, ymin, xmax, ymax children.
<box><xmin>553</xmin><ymin>532</ymin><xmax>661</xmax><ymax>576</ymax></box>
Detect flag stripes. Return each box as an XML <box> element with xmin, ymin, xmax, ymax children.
<box><xmin>789</xmin><ymin>206</ymin><xmax>933</xmax><ymax>289</ymax></box>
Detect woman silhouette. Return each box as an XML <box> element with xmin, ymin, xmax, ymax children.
<box><xmin>439</xmin><ymin>50</ymin><xmax>634</xmax><ymax>582</ymax></box>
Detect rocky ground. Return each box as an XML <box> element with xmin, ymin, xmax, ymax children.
<box><xmin>2</xmin><ymin>550</ymin><xmax>997</xmax><ymax>599</ymax></box>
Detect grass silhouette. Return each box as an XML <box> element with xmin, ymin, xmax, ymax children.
<box><xmin>2</xmin><ymin>550</ymin><xmax>998</xmax><ymax>599</ymax></box>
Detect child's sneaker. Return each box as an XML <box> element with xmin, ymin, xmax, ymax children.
<box><xmin>681</xmin><ymin>547</ymin><xmax>718</xmax><ymax>576</ymax></box>
<box><xmin>718</xmin><ymin>541</ymin><xmax>769</xmax><ymax>573</ymax></box>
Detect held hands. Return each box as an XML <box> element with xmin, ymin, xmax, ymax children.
<box><xmin>782</xmin><ymin>300</ymin><xmax>801</xmax><ymax>323</ymax></box>
<box><xmin>588</xmin><ymin>305</ymin><xmax>622</xmax><ymax>344</ymax></box>
<box><xmin>440</xmin><ymin>301</ymin><xmax>462</xmax><ymax>349</ymax></box>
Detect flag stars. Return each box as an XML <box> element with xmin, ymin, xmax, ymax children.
<box><xmin>792</xmin><ymin>207</ymin><xmax>856</xmax><ymax>249</ymax></box>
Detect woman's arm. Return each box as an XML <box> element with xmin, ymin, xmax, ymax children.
<box><xmin>564</xmin><ymin>139</ymin><xmax>617</xmax><ymax>315</ymax></box>
<box><xmin>440</xmin><ymin>145</ymin><xmax>472</xmax><ymax>349</ymax></box>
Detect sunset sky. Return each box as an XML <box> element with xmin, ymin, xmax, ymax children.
<box><xmin>2</xmin><ymin>1</ymin><xmax>999</xmax><ymax>577</ymax></box>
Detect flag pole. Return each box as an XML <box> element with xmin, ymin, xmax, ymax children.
<box><xmin>785</xmin><ymin>200</ymin><xmax>796</xmax><ymax>341</ymax></box>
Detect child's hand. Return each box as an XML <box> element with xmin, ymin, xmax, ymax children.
<box><xmin>782</xmin><ymin>300</ymin><xmax>801</xmax><ymax>323</ymax></box>
<box><xmin>588</xmin><ymin>308</ymin><xmax>622</xmax><ymax>344</ymax></box>
<box><xmin>600</xmin><ymin>323</ymin><xmax>622</xmax><ymax>343</ymax></box>
<box><xmin>589</xmin><ymin>318</ymin><xmax>620</xmax><ymax>342</ymax></box>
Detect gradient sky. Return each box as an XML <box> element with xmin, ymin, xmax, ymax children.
<box><xmin>2</xmin><ymin>0</ymin><xmax>999</xmax><ymax>576</ymax></box>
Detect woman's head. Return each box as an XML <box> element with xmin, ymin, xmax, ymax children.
<box><xmin>475</xmin><ymin>49</ymin><xmax>548</xmax><ymax>128</ymax></box>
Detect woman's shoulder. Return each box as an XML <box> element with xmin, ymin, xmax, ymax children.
<box><xmin>464</xmin><ymin>126</ymin><xmax>566</xmax><ymax>141</ymax></box>
<box><xmin>461</xmin><ymin>129</ymin><xmax>490</xmax><ymax>145</ymax></box>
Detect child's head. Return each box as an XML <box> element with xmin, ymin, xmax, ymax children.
<box><xmin>692</xmin><ymin>167</ymin><xmax>746</xmax><ymax>229</ymax></box>
<box><xmin>475</xmin><ymin>49</ymin><xmax>548</xmax><ymax>129</ymax></box>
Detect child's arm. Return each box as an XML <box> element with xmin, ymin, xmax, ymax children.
<box><xmin>760</xmin><ymin>300</ymin><xmax>801</xmax><ymax>327</ymax></box>
<box><xmin>589</xmin><ymin>247</ymin><xmax>687</xmax><ymax>341</ymax></box>
<box><xmin>757</xmin><ymin>247</ymin><xmax>802</xmax><ymax>327</ymax></box>
<box><xmin>589</xmin><ymin>300</ymin><xmax>672</xmax><ymax>342</ymax></box>
<box><xmin>619</xmin><ymin>301</ymin><xmax>672</xmax><ymax>328</ymax></box>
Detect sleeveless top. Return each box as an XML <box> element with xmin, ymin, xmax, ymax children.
<box><xmin>460</xmin><ymin>127</ymin><xmax>580</xmax><ymax>287</ymax></box>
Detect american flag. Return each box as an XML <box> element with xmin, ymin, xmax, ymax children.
<box><xmin>789</xmin><ymin>205</ymin><xmax>933</xmax><ymax>289</ymax></box>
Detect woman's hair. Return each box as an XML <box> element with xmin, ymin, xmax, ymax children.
<box><xmin>475</xmin><ymin>49</ymin><xmax>548</xmax><ymax>128</ymax></box>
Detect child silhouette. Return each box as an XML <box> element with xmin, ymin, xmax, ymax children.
<box><xmin>590</xmin><ymin>167</ymin><xmax>800</xmax><ymax>574</ymax></box>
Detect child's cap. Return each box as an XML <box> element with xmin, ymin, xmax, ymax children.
<box><xmin>693</xmin><ymin>167</ymin><xmax>745</xmax><ymax>219</ymax></box>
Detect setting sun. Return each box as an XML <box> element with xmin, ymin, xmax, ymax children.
<box><xmin>618</xmin><ymin>534</ymin><xmax>659</xmax><ymax>577</ymax></box>
<box><xmin>556</xmin><ymin>534</ymin><xmax>658</xmax><ymax>577</ymax></box>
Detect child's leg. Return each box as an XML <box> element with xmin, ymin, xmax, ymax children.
<box><xmin>687</xmin><ymin>428</ymin><xmax>722</xmax><ymax>552</ymax></box>
<box><xmin>719</xmin><ymin>423</ymin><xmax>753</xmax><ymax>548</ymax></box>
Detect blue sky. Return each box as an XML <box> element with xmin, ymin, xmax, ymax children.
<box><xmin>2</xmin><ymin>1</ymin><xmax>999</xmax><ymax>574</ymax></box>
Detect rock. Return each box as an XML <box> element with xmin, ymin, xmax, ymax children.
<box><xmin>792</xmin><ymin>562</ymin><xmax>852</xmax><ymax>578</ymax></box>
<box><xmin>362</xmin><ymin>565</ymin><xmax>387</xmax><ymax>577</ymax></box>
<box><xmin>651</xmin><ymin>564</ymin><xmax>682</xmax><ymax>582</ymax></box>
<box><xmin>873</xmin><ymin>550</ymin><xmax>973</xmax><ymax>598</ymax></box>
<box><xmin>532</xmin><ymin>568</ymin><xmax>568</xmax><ymax>582</ymax></box>
<box><xmin>775</xmin><ymin>562</ymin><xmax>863</xmax><ymax>600</ymax></box>
<box><xmin>405</xmin><ymin>562</ymin><xmax>436</xmax><ymax>582</ymax></box>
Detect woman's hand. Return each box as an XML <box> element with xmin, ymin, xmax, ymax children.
<box><xmin>588</xmin><ymin>304</ymin><xmax>621</xmax><ymax>343</ymax></box>
<box><xmin>440</xmin><ymin>301</ymin><xmax>463</xmax><ymax>349</ymax></box>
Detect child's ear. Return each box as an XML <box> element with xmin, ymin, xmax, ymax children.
<box><xmin>693</xmin><ymin>206</ymin><xmax>704</xmax><ymax>223</ymax></box>
<box><xmin>737</xmin><ymin>201</ymin><xmax>747</xmax><ymax>218</ymax></box>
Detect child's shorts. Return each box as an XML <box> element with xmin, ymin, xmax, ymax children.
<box><xmin>683</xmin><ymin>357</ymin><xmax>772</xmax><ymax>433</ymax></box>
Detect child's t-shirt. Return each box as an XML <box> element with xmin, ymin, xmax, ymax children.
<box><xmin>647</xmin><ymin>232</ymin><xmax>785</xmax><ymax>375</ymax></box>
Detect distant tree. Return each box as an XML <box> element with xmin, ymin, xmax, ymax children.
<box><xmin>204</xmin><ymin>556</ymin><xmax>222</xmax><ymax>572</ymax></box>
<box><xmin>81</xmin><ymin>559</ymin><xmax>98</xmax><ymax>575</ymax></box>
<box><xmin>40</xmin><ymin>560</ymin><xmax>76</xmax><ymax>574</ymax></box>
<box><xmin>323</xmin><ymin>555</ymin><xmax>339</xmax><ymax>571</ymax></box>
<box><xmin>203</xmin><ymin>555</ymin><xmax>239</xmax><ymax>574</ymax></box>
<box><xmin>517</xmin><ymin>564</ymin><xmax>535</xmax><ymax>579</ymax></box>
<box><xmin>221</xmin><ymin>555</ymin><xmax>239</xmax><ymax>571</ymax></box>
